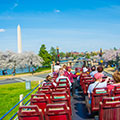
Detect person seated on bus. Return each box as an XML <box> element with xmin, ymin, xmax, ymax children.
<box><xmin>62</xmin><ymin>64</ymin><xmax>67</xmax><ymax>72</ymax></box>
<box><xmin>90</xmin><ymin>66</ymin><xmax>97</xmax><ymax>77</ymax></box>
<box><xmin>107</xmin><ymin>69</ymin><xmax>120</xmax><ymax>91</ymax></box>
<box><xmin>64</xmin><ymin>66</ymin><xmax>78</xmax><ymax>84</ymax></box>
<box><xmin>56</xmin><ymin>70</ymin><xmax>72</xmax><ymax>87</ymax></box>
<box><xmin>86</xmin><ymin>73</ymin><xmax>109</xmax><ymax>114</ymax></box>
<box><xmin>54</xmin><ymin>61</ymin><xmax>61</xmax><ymax>72</ymax></box>
<box><xmin>97</xmin><ymin>66</ymin><xmax>104</xmax><ymax>74</ymax></box>
<box><xmin>42</xmin><ymin>75</ymin><xmax>56</xmax><ymax>86</ymax></box>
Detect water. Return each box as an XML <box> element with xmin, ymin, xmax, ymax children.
<box><xmin>0</xmin><ymin>67</ymin><xmax>37</xmax><ymax>76</ymax></box>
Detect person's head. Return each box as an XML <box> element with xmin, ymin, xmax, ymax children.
<box><xmin>97</xmin><ymin>66</ymin><xmax>103</xmax><ymax>73</ymax></box>
<box><xmin>91</xmin><ymin>66</ymin><xmax>96</xmax><ymax>72</ymax></box>
<box><xmin>59</xmin><ymin>70</ymin><xmax>64</xmax><ymax>76</ymax></box>
<box><xmin>94</xmin><ymin>73</ymin><xmax>104</xmax><ymax>82</ymax></box>
<box><xmin>67</xmin><ymin>66</ymin><xmax>71</xmax><ymax>72</ymax></box>
<box><xmin>63</xmin><ymin>64</ymin><xmax>67</xmax><ymax>69</ymax></box>
<box><xmin>46</xmin><ymin>75</ymin><xmax>52</xmax><ymax>81</ymax></box>
<box><xmin>59</xmin><ymin>67</ymin><xmax>63</xmax><ymax>71</ymax></box>
<box><xmin>56</xmin><ymin>61</ymin><xmax>60</xmax><ymax>65</ymax></box>
<box><xmin>113</xmin><ymin>71</ymin><xmax>120</xmax><ymax>83</ymax></box>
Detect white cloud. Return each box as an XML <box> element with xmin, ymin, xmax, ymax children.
<box><xmin>14</xmin><ymin>3</ymin><xmax>18</xmax><ymax>8</ymax></box>
<box><xmin>54</xmin><ymin>9</ymin><xmax>61</xmax><ymax>13</ymax></box>
<box><xmin>0</xmin><ymin>29</ymin><xmax>5</xmax><ymax>32</ymax></box>
<box><xmin>11</xmin><ymin>3</ymin><xmax>18</xmax><ymax>10</ymax></box>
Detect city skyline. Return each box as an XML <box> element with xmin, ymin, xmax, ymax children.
<box><xmin>0</xmin><ymin>0</ymin><xmax>120</xmax><ymax>53</ymax></box>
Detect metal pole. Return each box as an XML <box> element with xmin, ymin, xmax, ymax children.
<box><xmin>56</xmin><ymin>46</ymin><xmax>60</xmax><ymax>61</ymax></box>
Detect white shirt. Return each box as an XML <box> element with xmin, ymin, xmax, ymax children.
<box><xmin>56</xmin><ymin>76</ymin><xmax>72</xmax><ymax>87</ymax></box>
<box><xmin>87</xmin><ymin>81</ymin><xmax>107</xmax><ymax>93</ymax></box>
<box><xmin>54</xmin><ymin>65</ymin><xmax>61</xmax><ymax>71</ymax></box>
<box><xmin>90</xmin><ymin>71</ymin><xmax>97</xmax><ymax>77</ymax></box>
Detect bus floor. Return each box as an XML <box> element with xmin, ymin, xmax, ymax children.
<box><xmin>71</xmin><ymin>88</ymin><xmax>94</xmax><ymax>120</ymax></box>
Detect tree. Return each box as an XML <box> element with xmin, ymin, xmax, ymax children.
<box><xmin>50</xmin><ymin>47</ymin><xmax>57</xmax><ymax>61</ymax></box>
<box><xmin>59</xmin><ymin>52</ymin><xmax>65</xmax><ymax>59</ymax></box>
<box><xmin>39</xmin><ymin>44</ymin><xmax>52</xmax><ymax>66</ymax></box>
<box><xmin>0</xmin><ymin>50</ymin><xmax>43</xmax><ymax>74</ymax></box>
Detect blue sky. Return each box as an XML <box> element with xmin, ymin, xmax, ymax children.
<box><xmin>0</xmin><ymin>0</ymin><xmax>120</xmax><ymax>53</ymax></box>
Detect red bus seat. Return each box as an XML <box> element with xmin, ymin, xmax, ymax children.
<box><xmin>43</xmin><ymin>82</ymin><xmax>55</xmax><ymax>89</ymax></box>
<box><xmin>51</xmin><ymin>92</ymin><xmax>71</xmax><ymax>115</ymax></box>
<box><xmin>91</xmin><ymin>87</ymin><xmax>110</xmax><ymax>112</ymax></box>
<box><xmin>45</xmin><ymin>103</ymin><xmax>72</xmax><ymax>120</ymax></box>
<box><xmin>99</xmin><ymin>96</ymin><xmax>120</xmax><ymax>120</ymax></box>
<box><xmin>57</xmin><ymin>82</ymin><xmax>70</xmax><ymax>89</ymax></box>
<box><xmin>80</xmin><ymin>74</ymin><xmax>91</xmax><ymax>86</ymax></box>
<box><xmin>37</xmin><ymin>87</ymin><xmax>52</xmax><ymax>103</ymax></box>
<box><xmin>53</xmin><ymin>86</ymin><xmax>70</xmax><ymax>96</ymax></box>
<box><xmin>81</xmin><ymin>77</ymin><xmax>94</xmax><ymax>89</ymax></box>
<box><xmin>30</xmin><ymin>94</ymin><xmax>49</xmax><ymax>114</ymax></box>
<box><xmin>82</xmin><ymin>79</ymin><xmax>94</xmax><ymax>95</ymax></box>
<box><xmin>18</xmin><ymin>105</ymin><xmax>43</xmax><ymax>120</ymax></box>
<box><xmin>58</xmin><ymin>78</ymin><xmax>69</xmax><ymax>83</ymax></box>
<box><xmin>113</xmin><ymin>85</ymin><xmax>120</xmax><ymax>96</ymax></box>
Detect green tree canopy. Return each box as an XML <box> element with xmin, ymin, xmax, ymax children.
<box><xmin>50</xmin><ymin>47</ymin><xmax>57</xmax><ymax>61</ymax></box>
<box><xmin>59</xmin><ymin>52</ymin><xmax>65</xmax><ymax>59</ymax></box>
<box><xmin>38</xmin><ymin>44</ymin><xmax>52</xmax><ymax>66</ymax></box>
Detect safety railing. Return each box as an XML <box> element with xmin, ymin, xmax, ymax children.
<box><xmin>0</xmin><ymin>83</ymin><xmax>41</xmax><ymax>120</ymax></box>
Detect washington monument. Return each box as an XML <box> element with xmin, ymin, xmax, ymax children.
<box><xmin>17</xmin><ymin>24</ymin><xmax>22</xmax><ymax>53</ymax></box>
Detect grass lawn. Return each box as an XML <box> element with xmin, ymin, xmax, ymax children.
<box><xmin>34</xmin><ymin>67</ymin><xmax>51</xmax><ymax>73</ymax></box>
<box><xmin>0</xmin><ymin>81</ymin><xmax>40</xmax><ymax>119</ymax></box>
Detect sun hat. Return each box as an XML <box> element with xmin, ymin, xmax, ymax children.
<box><xmin>83</xmin><ymin>67</ymin><xmax>88</xmax><ymax>73</ymax></box>
<box><xmin>94</xmin><ymin>73</ymin><xmax>104</xmax><ymax>79</ymax></box>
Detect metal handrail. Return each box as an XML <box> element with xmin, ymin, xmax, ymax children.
<box><xmin>0</xmin><ymin>83</ymin><xmax>41</xmax><ymax>120</ymax></box>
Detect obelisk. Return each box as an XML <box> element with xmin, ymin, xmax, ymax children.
<box><xmin>17</xmin><ymin>24</ymin><xmax>22</xmax><ymax>53</ymax></box>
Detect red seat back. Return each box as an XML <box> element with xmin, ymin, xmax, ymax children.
<box><xmin>45</xmin><ymin>103</ymin><xmax>71</xmax><ymax>120</ymax></box>
<box><xmin>53</xmin><ymin>86</ymin><xmax>70</xmax><ymax>96</ymax></box>
<box><xmin>58</xmin><ymin>78</ymin><xmax>69</xmax><ymax>83</ymax></box>
<box><xmin>80</xmin><ymin>73</ymin><xmax>90</xmax><ymax>85</ymax></box>
<box><xmin>37</xmin><ymin>87</ymin><xmax>52</xmax><ymax>102</ymax></box>
<box><xmin>51</xmin><ymin>92</ymin><xmax>71</xmax><ymax>114</ymax></box>
<box><xmin>18</xmin><ymin>105</ymin><xmax>43</xmax><ymax>120</ymax></box>
<box><xmin>82</xmin><ymin>79</ymin><xmax>94</xmax><ymax>95</ymax></box>
<box><xmin>91</xmin><ymin>87</ymin><xmax>110</xmax><ymax>112</ymax></box>
<box><xmin>113</xmin><ymin>85</ymin><xmax>120</xmax><ymax>96</ymax></box>
<box><xmin>43</xmin><ymin>82</ymin><xmax>55</xmax><ymax>89</ymax></box>
<box><xmin>99</xmin><ymin>96</ymin><xmax>120</xmax><ymax>120</ymax></box>
<box><xmin>57</xmin><ymin>82</ymin><xmax>70</xmax><ymax>88</ymax></box>
<box><xmin>30</xmin><ymin>94</ymin><xmax>49</xmax><ymax>114</ymax></box>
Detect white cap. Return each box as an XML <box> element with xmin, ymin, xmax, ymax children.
<box><xmin>83</xmin><ymin>67</ymin><xmax>88</xmax><ymax>73</ymax></box>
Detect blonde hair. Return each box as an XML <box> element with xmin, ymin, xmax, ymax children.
<box><xmin>113</xmin><ymin>71</ymin><xmax>120</xmax><ymax>83</ymax></box>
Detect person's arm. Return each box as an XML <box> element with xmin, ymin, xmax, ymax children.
<box><xmin>66</xmin><ymin>77</ymin><xmax>72</xmax><ymax>87</ymax></box>
<box><xmin>72</xmin><ymin>73</ymin><xmax>78</xmax><ymax>78</ymax></box>
<box><xmin>88</xmin><ymin>93</ymin><xmax>91</xmax><ymax>99</ymax></box>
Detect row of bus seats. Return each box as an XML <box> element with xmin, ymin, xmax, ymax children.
<box><xmin>80</xmin><ymin>71</ymin><xmax>120</xmax><ymax>120</ymax></box>
<box><xmin>18</xmin><ymin>78</ymin><xmax>72</xmax><ymax>120</ymax></box>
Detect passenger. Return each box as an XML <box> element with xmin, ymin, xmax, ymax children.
<box><xmin>54</xmin><ymin>61</ymin><xmax>61</xmax><ymax>73</ymax></box>
<box><xmin>90</xmin><ymin>66</ymin><xmax>97</xmax><ymax>77</ymax></box>
<box><xmin>64</xmin><ymin>66</ymin><xmax>78</xmax><ymax>96</ymax></box>
<box><xmin>86</xmin><ymin>73</ymin><xmax>109</xmax><ymax>114</ymax></box>
<box><xmin>64</xmin><ymin>66</ymin><xmax>78</xmax><ymax>83</ymax></box>
<box><xmin>112</xmin><ymin>70</ymin><xmax>120</xmax><ymax>84</ymax></box>
<box><xmin>62</xmin><ymin>64</ymin><xmax>67</xmax><ymax>72</ymax></box>
<box><xmin>107</xmin><ymin>70</ymin><xmax>120</xmax><ymax>91</ymax></box>
<box><xmin>56</xmin><ymin>70</ymin><xmax>72</xmax><ymax>87</ymax></box>
<box><xmin>97</xmin><ymin>66</ymin><xmax>104</xmax><ymax>73</ymax></box>
<box><xmin>42</xmin><ymin>75</ymin><xmax>56</xmax><ymax>87</ymax></box>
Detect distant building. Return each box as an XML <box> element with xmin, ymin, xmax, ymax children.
<box><xmin>71</xmin><ymin>51</ymin><xmax>79</xmax><ymax>55</ymax></box>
